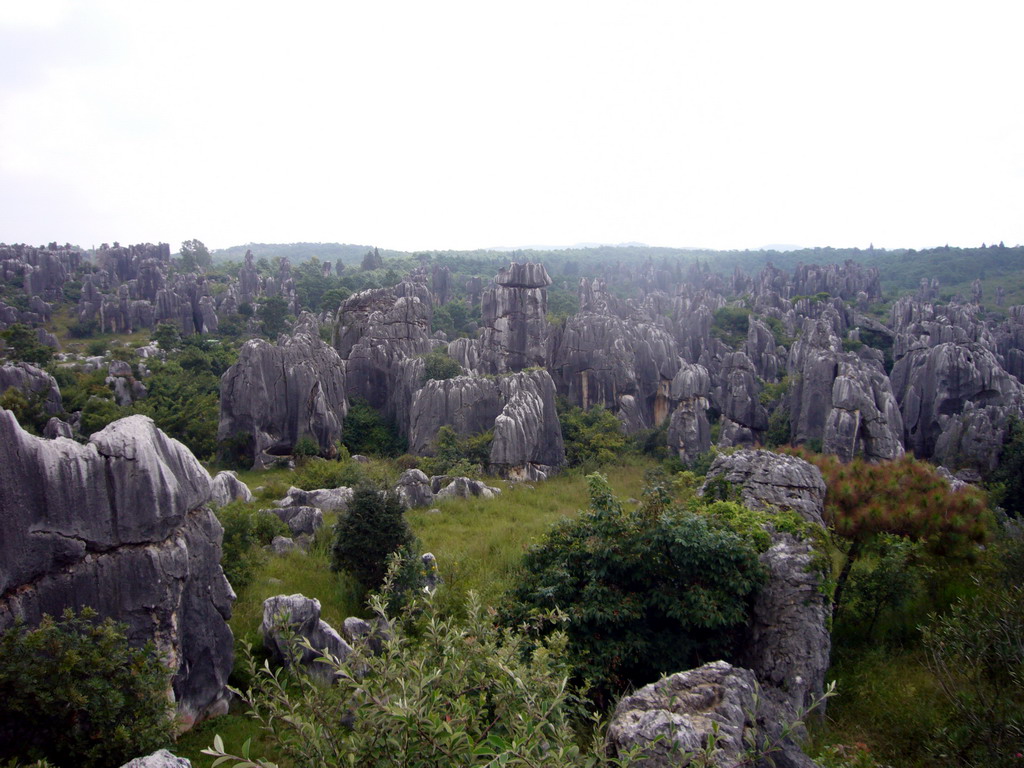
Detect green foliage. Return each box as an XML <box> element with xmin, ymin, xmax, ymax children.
<box><xmin>0</xmin><ymin>387</ymin><xmax>49</xmax><ymax>435</ymax></box>
<box><xmin>710</xmin><ymin>306</ymin><xmax>751</xmax><ymax>348</ymax></box>
<box><xmin>216</xmin><ymin>502</ymin><xmax>290</xmax><ymax>591</ymax></box>
<box><xmin>421</xmin><ymin>347</ymin><xmax>462</xmax><ymax>382</ymax></box>
<box><xmin>503</xmin><ymin>474</ymin><xmax>765</xmax><ymax>701</ymax></box>
<box><xmin>0</xmin><ymin>608</ymin><xmax>175</xmax><ymax>768</ymax></box>
<box><xmin>0</xmin><ymin>324</ymin><xmax>52</xmax><ymax>366</ymax></box>
<box><xmin>292</xmin><ymin>456</ymin><xmax>364</xmax><ymax>491</ymax></box>
<box><xmin>179</xmin><ymin>238</ymin><xmax>212</xmax><ymax>271</ymax></box>
<box><xmin>842</xmin><ymin>535</ymin><xmax>929</xmax><ymax>642</ymax></box>
<box><xmin>291</xmin><ymin>435</ymin><xmax>321</xmax><ymax>459</ymax></box>
<box><xmin>856</xmin><ymin>329</ymin><xmax>894</xmax><ymax>373</ymax></box>
<box><xmin>206</xmin><ymin>585</ymin><xmax>637</xmax><ymax>768</ymax></box>
<box><xmin>758</xmin><ymin>376</ymin><xmax>790</xmax><ymax>406</ymax></box>
<box><xmin>258</xmin><ymin>296</ymin><xmax>292</xmax><ymax>338</ymax></box>
<box><xmin>331</xmin><ymin>485</ymin><xmax>416</xmax><ymax>591</ymax></box>
<box><xmin>430</xmin><ymin>298</ymin><xmax>476</xmax><ymax>337</ymax></box>
<box><xmin>67</xmin><ymin>318</ymin><xmax>98</xmax><ymax>338</ymax></box>
<box><xmin>419</xmin><ymin>425</ymin><xmax>492</xmax><ymax>477</ymax></box>
<box><xmin>764</xmin><ymin>406</ymin><xmax>792</xmax><ymax>448</ymax></box>
<box><xmin>762</xmin><ymin>315</ymin><xmax>794</xmax><ymax>348</ymax></box>
<box><xmin>151</xmin><ymin>322</ymin><xmax>181</xmax><ymax>351</ymax></box>
<box><xmin>341</xmin><ymin>397</ymin><xmax>406</xmax><ymax>457</ymax></box>
<box><xmin>989</xmin><ymin>415</ymin><xmax>1024</xmax><ymax>517</ymax></box>
<box><xmin>921</xmin><ymin>546</ymin><xmax>1024</xmax><ymax>767</ymax></box>
<box><xmin>546</xmin><ymin>286</ymin><xmax>580</xmax><ymax>324</ymax></box>
<box><xmin>558</xmin><ymin>403</ymin><xmax>629</xmax><ymax>469</ymax></box>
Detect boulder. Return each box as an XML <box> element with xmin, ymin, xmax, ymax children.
<box><xmin>276</xmin><ymin>485</ymin><xmax>353</xmax><ymax>512</ymax></box>
<box><xmin>700</xmin><ymin>449</ymin><xmax>826</xmax><ymax>528</ymax></box>
<box><xmin>119</xmin><ymin>750</ymin><xmax>192</xmax><ymax>768</ymax></box>
<box><xmin>270</xmin><ymin>536</ymin><xmax>297</xmax><ymax>555</ymax></box>
<box><xmin>432</xmin><ymin>475</ymin><xmax>501</xmax><ymax>500</ymax></box>
<box><xmin>606</xmin><ymin>661</ymin><xmax>819</xmax><ymax>768</ymax></box>
<box><xmin>394</xmin><ymin>468</ymin><xmax>435</xmax><ymax>509</ymax></box>
<box><xmin>0</xmin><ymin>412</ymin><xmax>233</xmax><ymax>728</ymax></box>
<box><xmin>218</xmin><ymin>315</ymin><xmax>348</xmax><ymax>466</ymax></box>
<box><xmin>43</xmin><ymin>416</ymin><xmax>74</xmax><ymax>439</ymax></box>
<box><xmin>262</xmin><ymin>594</ymin><xmax>352</xmax><ymax>682</ymax></box>
<box><xmin>265</xmin><ymin>506</ymin><xmax>323</xmax><ymax>537</ymax></box>
<box><xmin>490</xmin><ymin>370</ymin><xmax>566</xmax><ymax>479</ymax></box>
<box><xmin>209</xmin><ymin>470</ymin><xmax>253</xmax><ymax>506</ymax></box>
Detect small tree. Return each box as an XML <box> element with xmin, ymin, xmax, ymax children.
<box><xmin>179</xmin><ymin>238</ymin><xmax>212</xmax><ymax>271</ymax></box>
<box><xmin>421</xmin><ymin>348</ymin><xmax>462</xmax><ymax>382</ymax></box>
<box><xmin>793</xmin><ymin>450</ymin><xmax>991</xmax><ymax>617</ymax></box>
<box><xmin>503</xmin><ymin>474</ymin><xmax>765</xmax><ymax>703</ymax></box>
<box><xmin>0</xmin><ymin>608</ymin><xmax>175</xmax><ymax>768</ymax></box>
<box><xmin>0</xmin><ymin>324</ymin><xmax>53</xmax><ymax>366</ymax></box>
<box><xmin>331</xmin><ymin>485</ymin><xmax>415</xmax><ymax>591</ymax></box>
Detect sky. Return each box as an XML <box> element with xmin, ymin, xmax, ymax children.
<box><xmin>1</xmin><ymin>1</ymin><xmax>1022</xmax><ymax>253</ymax></box>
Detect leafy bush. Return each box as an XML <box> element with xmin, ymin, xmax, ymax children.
<box><xmin>710</xmin><ymin>306</ymin><xmax>751</xmax><ymax>348</ymax></box>
<box><xmin>291</xmin><ymin>435</ymin><xmax>320</xmax><ymax>459</ymax></box>
<box><xmin>293</xmin><ymin>456</ymin><xmax>364</xmax><ymax>491</ymax></box>
<box><xmin>0</xmin><ymin>608</ymin><xmax>175</xmax><ymax>768</ymax></box>
<box><xmin>331</xmin><ymin>485</ymin><xmax>416</xmax><ymax>591</ymax></box>
<box><xmin>990</xmin><ymin>415</ymin><xmax>1024</xmax><ymax>517</ymax></box>
<box><xmin>0</xmin><ymin>387</ymin><xmax>50</xmax><ymax>435</ymax></box>
<box><xmin>341</xmin><ymin>397</ymin><xmax>406</xmax><ymax>457</ymax></box>
<box><xmin>418</xmin><ymin>425</ymin><xmax>492</xmax><ymax>477</ymax></box>
<box><xmin>216</xmin><ymin>502</ymin><xmax>290</xmax><ymax>591</ymax></box>
<box><xmin>503</xmin><ymin>474</ymin><xmax>765</xmax><ymax>702</ymax></box>
<box><xmin>206</xmin><ymin>585</ymin><xmax>636</xmax><ymax>768</ymax></box>
<box><xmin>421</xmin><ymin>347</ymin><xmax>462</xmax><ymax>382</ymax></box>
<box><xmin>0</xmin><ymin>324</ymin><xmax>53</xmax><ymax>366</ymax></box>
<box><xmin>558</xmin><ymin>403</ymin><xmax>629</xmax><ymax>469</ymax></box>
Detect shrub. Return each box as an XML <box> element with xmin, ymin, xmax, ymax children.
<box><xmin>503</xmin><ymin>474</ymin><xmax>765</xmax><ymax>702</ymax></box>
<box><xmin>293</xmin><ymin>456</ymin><xmax>364</xmax><ymax>491</ymax></box>
<box><xmin>710</xmin><ymin>306</ymin><xmax>751</xmax><ymax>348</ymax></box>
<box><xmin>216</xmin><ymin>502</ymin><xmax>290</xmax><ymax>591</ymax></box>
<box><xmin>341</xmin><ymin>397</ymin><xmax>406</xmax><ymax>457</ymax></box>
<box><xmin>0</xmin><ymin>608</ymin><xmax>175</xmax><ymax>768</ymax></box>
<box><xmin>558</xmin><ymin>402</ymin><xmax>629</xmax><ymax>469</ymax></box>
<box><xmin>206</xmin><ymin>585</ymin><xmax>635</xmax><ymax>768</ymax></box>
<box><xmin>0</xmin><ymin>324</ymin><xmax>53</xmax><ymax>366</ymax></box>
<box><xmin>418</xmin><ymin>425</ymin><xmax>492</xmax><ymax>477</ymax></box>
<box><xmin>421</xmin><ymin>347</ymin><xmax>462</xmax><ymax>382</ymax></box>
<box><xmin>331</xmin><ymin>485</ymin><xmax>416</xmax><ymax>591</ymax></box>
<box><xmin>291</xmin><ymin>435</ymin><xmax>321</xmax><ymax>459</ymax></box>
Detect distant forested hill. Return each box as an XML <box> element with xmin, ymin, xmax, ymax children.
<box><xmin>212</xmin><ymin>242</ymin><xmax>373</xmax><ymax>265</ymax></box>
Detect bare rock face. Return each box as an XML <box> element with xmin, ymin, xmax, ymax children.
<box><xmin>218</xmin><ymin>316</ymin><xmax>348</xmax><ymax>467</ymax></box>
<box><xmin>265</xmin><ymin>506</ymin><xmax>323</xmax><ymax>537</ymax></box>
<box><xmin>712</xmin><ymin>351</ymin><xmax>769</xmax><ymax>438</ymax></box>
<box><xmin>490</xmin><ymin>370</ymin><xmax>566</xmax><ymax>480</ymax></box>
<box><xmin>0</xmin><ymin>362</ymin><xmax>63</xmax><ymax>414</ymax></box>
<box><xmin>209</xmin><ymin>470</ymin><xmax>253</xmax><ymax>506</ymax></box>
<box><xmin>432</xmin><ymin>475</ymin><xmax>501</xmax><ymax>500</ymax></box>
<box><xmin>276</xmin><ymin>485</ymin><xmax>354</xmax><ymax>512</ymax></box>
<box><xmin>788</xmin><ymin>312</ymin><xmax>903</xmax><ymax>461</ymax></box>
<box><xmin>890</xmin><ymin>341</ymin><xmax>1024</xmax><ymax>470</ymax></box>
<box><xmin>408</xmin><ymin>376</ymin><xmax>502</xmax><ymax>455</ymax></box>
<box><xmin>606</xmin><ymin>661</ymin><xmax>819</xmax><ymax>768</ymax></box>
<box><xmin>474</xmin><ymin>262</ymin><xmax>551</xmax><ymax>374</ymax></box>
<box><xmin>0</xmin><ymin>412</ymin><xmax>233</xmax><ymax>728</ymax></box>
<box><xmin>261</xmin><ymin>594</ymin><xmax>351</xmax><ymax>683</ymax></box>
<box><xmin>667</xmin><ymin>362</ymin><xmax>712</xmax><ymax>462</ymax></box>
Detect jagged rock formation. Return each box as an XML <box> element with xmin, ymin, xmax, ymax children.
<box><xmin>334</xmin><ymin>281</ymin><xmax>432</xmax><ymax>436</ymax></box>
<box><xmin>606</xmin><ymin>661</ymin><xmax>819</xmax><ymax>768</ymax></box>
<box><xmin>394</xmin><ymin>468</ymin><xmax>435</xmax><ymax>509</ymax></box>
<box><xmin>408</xmin><ymin>376</ymin><xmax>502</xmax><ymax>455</ymax></box>
<box><xmin>0</xmin><ymin>362</ymin><xmax>63</xmax><ymax>413</ymax></box>
<box><xmin>265</xmin><ymin>505</ymin><xmax>323</xmax><ymax>537</ymax></box>
<box><xmin>0</xmin><ymin>412</ymin><xmax>233</xmax><ymax>728</ymax></box>
<box><xmin>209</xmin><ymin>470</ymin><xmax>253</xmax><ymax>506</ymax></box>
<box><xmin>219</xmin><ymin>314</ymin><xmax>347</xmax><ymax>467</ymax></box>
<box><xmin>701</xmin><ymin>449</ymin><xmax>831</xmax><ymax>715</ymax></box>
<box><xmin>470</xmin><ymin>262</ymin><xmax>551</xmax><ymax>374</ymax></box>
<box><xmin>261</xmin><ymin>594</ymin><xmax>351</xmax><ymax>682</ymax></box>
<box><xmin>276</xmin><ymin>485</ymin><xmax>354</xmax><ymax>512</ymax></box>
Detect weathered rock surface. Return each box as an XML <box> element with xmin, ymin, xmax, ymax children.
<box><xmin>262</xmin><ymin>594</ymin><xmax>351</xmax><ymax>682</ymax></box>
<box><xmin>0</xmin><ymin>361</ymin><xmax>63</xmax><ymax>413</ymax></box>
<box><xmin>701</xmin><ymin>449</ymin><xmax>826</xmax><ymax>527</ymax></box>
<box><xmin>120</xmin><ymin>750</ymin><xmax>192</xmax><ymax>768</ymax></box>
<box><xmin>276</xmin><ymin>485</ymin><xmax>353</xmax><ymax>512</ymax></box>
<box><xmin>218</xmin><ymin>314</ymin><xmax>348</xmax><ymax>466</ymax></box>
<box><xmin>606</xmin><ymin>661</ymin><xmax>819</xmax><ymax>768</ymax></box>
<box><xmin>209</xmin><ymin>470</ymin><xmax>253</xmax><ymax>506</ymax></box>
<box><xmin>394</xmin><ymin>468</ymin><xmax>435</xmax><ymax>509</ymax></box>
<box><xmin>432</xmin><ymin>475</ymin><xmax>501</xmax><ymax>500</ymax></box>
<box><xmin>407</xmin><ymin>376</ymin><xmax>501</xmax><ymax>455</ymax></box>
<box><xmin>0</xmin><ymin>412</ymin><xmax>233</xmax><ymax>727</ymax></box>
<box><xmin>472</xmin><ymin>262</ymin><xmax>551</xmax><ymax>374</ymax></box>
<box><xmin>266</xmin><ymin>506</ymin><xmax>323</xmax><ymax>537</ymax></box>
<box><xmin>490</xmin><ymin>370</ymin><xmax>566</xmax><ymax>479</ymax></box>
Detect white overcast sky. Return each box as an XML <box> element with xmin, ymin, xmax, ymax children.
<box><xmin>1</xmin><ymin>1</ymin><xmax>1022</xmax><ymax>253</ymax></box>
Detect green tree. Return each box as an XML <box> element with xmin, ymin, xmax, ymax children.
<box><xmin>0</xmin><ymin>609</ymin><xmax>175</xmax><ymax>768</ymax></box>
<box><xmin>331</xmin><ymin>485</ymin><xmax>415</xmax><ymax>591</ymax></box>
<box><xmin>990</xmin><ymin>416</ymin><xmax>1024</xmax><ymax>517</ymax></box>
<box><xmin>0</xmin><ymin>324</ymin><xmax>53</xmax><ymax>366</ymax></box>
<box><xmin>180</xmin><ymin>239</ymin><xmax>212</xmax><ymax>271</ymax></box>
<box><xmin>796</xmin><ymin>450</ymin><xmax>991</xmax><ymax>618</ymax></box>
<box><xmin>422</xmin><ymin>347</ymin><xmax>462</xmax><ymax>382</ymax></box>
<box><xmin>503</xmin><ymin>474</ymin><xmax>765</xmax><ymax>702</ymax></box>
<box><xmin>558</xmin><ymin>403</ymin><xmax>629</xmax><ymax>468</ymax></box>
<box><xmin>341</xmin><ymin>397</ymin><xmax>405</xmax><ymax>457</ymax></box>
<box><xmin>258</xmin><ymin>296</ymin><xmax>291</xmax><ymax>338</ymax></box>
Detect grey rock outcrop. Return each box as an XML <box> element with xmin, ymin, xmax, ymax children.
<box><xmin>432</xmin><ymin>475</ymin><xmax>501</xmax><ymax>500</ymax></box>
<box><xmin>395</xmin><ymin>468</ymin><xmax>435</xmax><ymax>509</ymax></box>
<box><xmin>408</xmin><ymin>376</ymin><xmax>501</xmax><ymax>456</ymax></box>
<box><xmin>607</xmin><ymin>661</ymin><xmax>819</xmax><ymax>768</ymax></box>
<box><xmin>0</xmin><ymin>362</ymin><xmax>63</xmax><ymax>414</ymax></box>
<box><xmin>701</xmin><ymin>449</ymin><xmax>826</xmax><ymax>527</ymax></box>
<box><xmin>266</xmin><ymin>506</ymin><xmax>323</xmax><ymax>537</ymax></box>
<box><xmin>43</xmin><ymin>416</ymin><xmax>74</xmax><ymax>439</ymax></box>
<box><xmin>210</xmin><ymin>470</ymin><xmax>253</xmax><ymax>506</ymax></box>
<box><xmin>890</xmin><ymin>341</ymin><xmax>1024</xmax><ymax>470</ymax></box>
<box><xmin>472</xmin><ymin>262</ymin><xmax>551</xmax><ymax>374</ymax></box>
<box><xmin>218</xmin><ymin>315</ymin><xmax>348</xmax><ymax>467</ymax></box>
<box><xmin>490</xmin><ymin>370</ymin><xmax>566</xmax><ymax>480</ymax></box>
<box><xmin>276</xmin><ymin>485</ymin><xmax>354</xmax><ymax>512</ymax></box>
<box><xmin>667</xmin><ymin>362</ymin><xmax>712</xmax><ymax>462</ymax></box>
<box><xmin>119</xmin><ymin>750</ymin><xmax>192</xmax><ymax>768</ymax></box>
<box><xmin>0</xmin><ymin>412</ymin><xmax>233</xmax><ymax>728</ymax></box>
<box><xmin>262</xmin><ymin>594</ymin><xmax>352</xmax><ymax>682</ymax></box>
